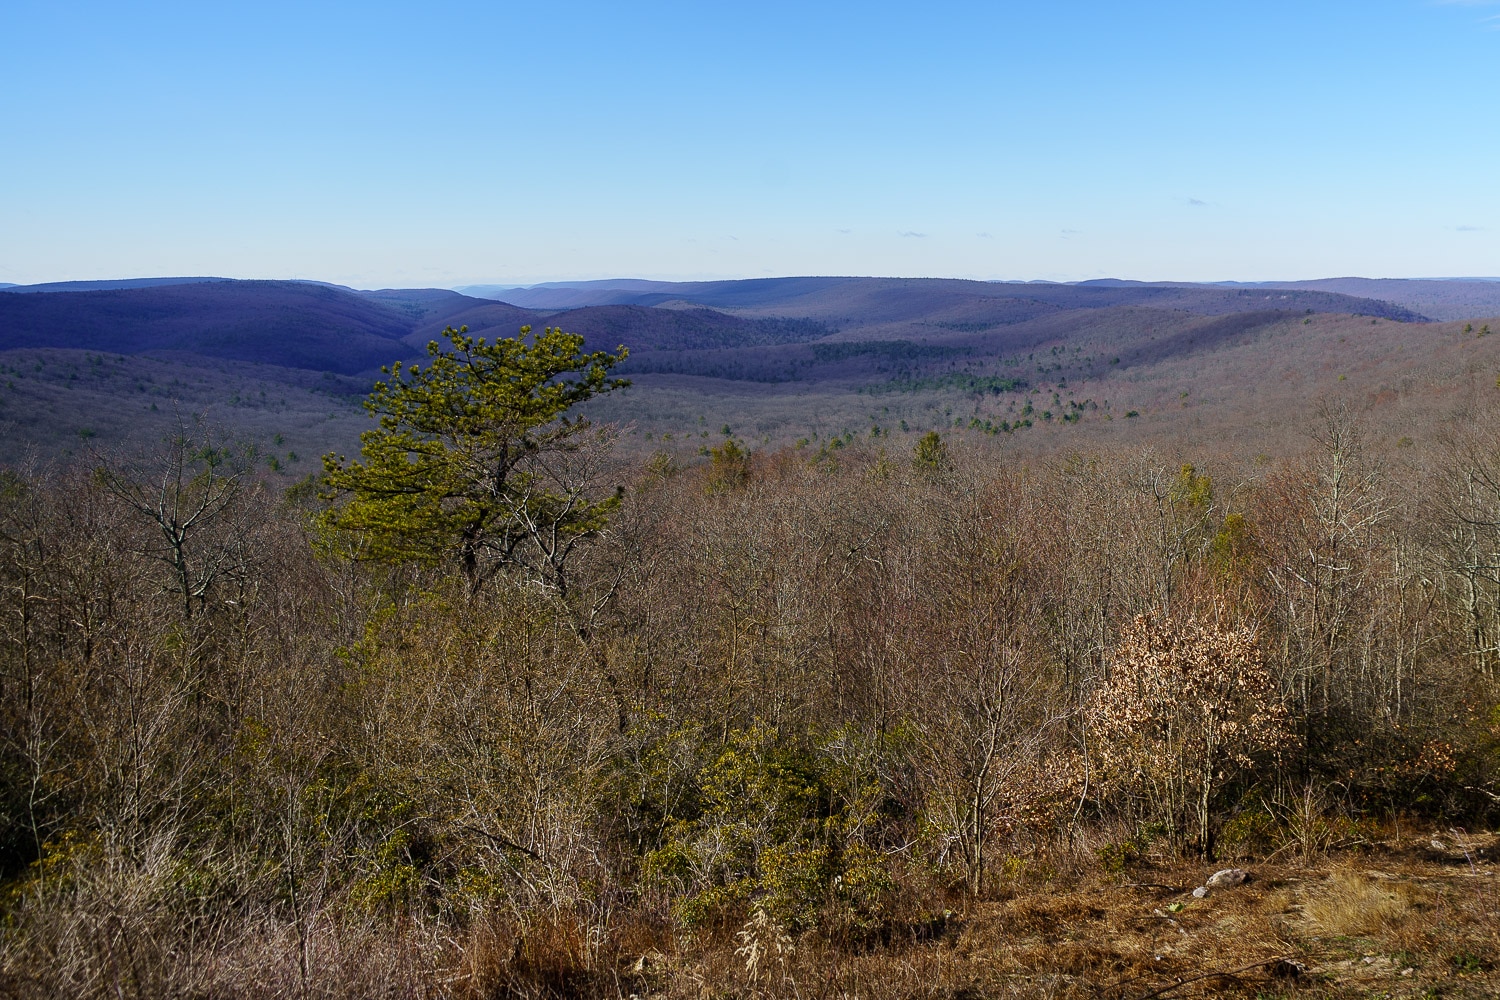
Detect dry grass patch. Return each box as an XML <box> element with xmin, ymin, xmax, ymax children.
<box><xmin>991</xmin><ymin>894</ymin><xmax>1107</xmax><ymax>936</ymax></box>
<box><xmin>1300</xmin><ymin>869</ymin><xmax>1422</xmax><ymax>937</ymax></box>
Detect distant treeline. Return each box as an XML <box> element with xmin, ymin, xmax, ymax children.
<box><xmin>618</xmin><ymin>339</ymin><xmax>960</xmax><ymax>384</ymax></box>
<box><xmin>809</xmin><ymin>340</ymin><xmax>960</xmax><ymax>363</ymax></box>
<box><xmin>862</xmin><ymin>372</ymin><xmax>1030</xmax><ymax>395</ymax></box>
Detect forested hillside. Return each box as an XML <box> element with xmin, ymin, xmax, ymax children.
<box><xmin>5</xmin><ymin>276</ymin><xmax>1498</xmax><ymax>468</ymax></box>
<box><xmin>3</xmin><ymin>331</ymin><xmax>1499</xmax><ymax>995</ymax></box>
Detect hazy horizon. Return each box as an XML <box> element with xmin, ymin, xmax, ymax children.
<box><xmin>7</xmin><ymin>273</ymin><xmax>1500</xmax><ymax>295</ymax></box>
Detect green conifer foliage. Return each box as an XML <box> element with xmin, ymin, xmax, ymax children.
<box><xmin>320</xmin><ymin>325</ymin><xmax>628</xmax><ymax>593</ymax></box>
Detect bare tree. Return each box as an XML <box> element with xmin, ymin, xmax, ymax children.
<box><xmin>95</xmin><ymin>417</ymin><xmax>251</xmax><ymax>620</ymax></box>
<box><xmin>898</xmin><ymin>472</ymin><xmax>1058</xmax><ymax>896</ymax></box>
<box><xmin>1262</xmin><ymin>401</ymin><xmax>1390</xmax><ymax>720</ymax></box>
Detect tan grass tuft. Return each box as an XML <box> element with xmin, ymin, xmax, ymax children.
<box><xmin>1302</xmin><ymin>871</ymin><xmax>1415</xmax><ymax>936</ymax></box>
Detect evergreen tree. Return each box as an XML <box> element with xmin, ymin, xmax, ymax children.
<box><xmin>321</xmin><ymin>325</ymin><xmax>628</xmax><ymax>594</ymax></box>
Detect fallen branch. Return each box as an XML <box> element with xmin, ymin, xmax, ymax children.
<box><xmin>1119</xmin><ymin>882</ymin><xmax>1188</xmax><ymax>892</ymax></box>
<box><xmin>1127</xmin><ymin>957</ymin><xmax>1292</xmax><ymax>1000</ymax></box>
<box><xmin>1465</xmin><ymin>785</ymin><xmax>1500</xmax><ymax>804</ymax></box>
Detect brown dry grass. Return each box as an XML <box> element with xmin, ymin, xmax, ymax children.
<box><xmin>640</xmin><ymin>832</ymin><xmax>1500</xmax><ymax>1000</ymax></box>
<box><xmin>2</xmin><ymin>828</ymin><xmax>1496</xmax><ymax>998</ymax></box>
<box><xmin>1300</xmin><ymin>869</ymin><xmax>1423</xmax><ymax>937</ymax></box>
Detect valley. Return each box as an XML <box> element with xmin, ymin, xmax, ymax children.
<box><xmin>3</xmin><ymin>275</ymin><xmax>1499</xmax><ymax>469</ymax></box>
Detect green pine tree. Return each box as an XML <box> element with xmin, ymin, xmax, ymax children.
<box><xmin>320</xmin><ymin>324</ymin><xmax>628</xmax><ymax>595</ymax></box>
<box><xmin>913</xmin><ymin>430</ymin><xmax>947</xmax><ymax>471</ymax></box>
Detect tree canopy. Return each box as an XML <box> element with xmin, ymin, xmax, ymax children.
<box><xmin>320</xmin><ymin>324</ymin><xmax>628</xmax><ymax>593</ymax></box>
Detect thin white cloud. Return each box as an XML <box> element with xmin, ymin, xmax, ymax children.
<box><xmin>898</xmin><ymin>231</ymin><xmax>927</xmax><ymax>238</ymax></box>
<box><xmin>1431</xmin><ymin>1</ymin><xmax>1500</xmax><ymax>27</ymax></box>
<box><xmin>1456</xmin><ymin>225</ymin><xmax>1485</xmax><ymax>231</ymax></box>
<box><xmin>976</xmin><ymin>232</ymin><xmax>994</xmax><ymax>239</ymax></box>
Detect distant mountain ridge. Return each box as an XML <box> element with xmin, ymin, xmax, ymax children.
<box><xmin>4</xmin><ymin>273</ymin><xmax>1500</xmax><ymax>467</ymax></box>
<box><xmin>1244</xmin><ymin>278</ymin><xmax>1500</xmax><ymax>322</ymax></box>
<box><xmin>1061</xmin><ymin>278</ymin><xmax>1500</xmax><ymax>322</ymax></box>
<box><xmin>1</xmin><ymin>277</ymin><xmax>1447</xmax><ymax>380</ymax></box>
<box><xmin>1</xmin><ymin>277</ymin><xmax>235</xmax><ymax>294</ymax></box>
<box><xmin>0</xmin><ymin>281</ymin><xmax>416</xmax><ymax>374</ymax></box>
<box><xmin>0</xmin><ymin>280</ymin><xmax>837</xmax><ymax>376</ymax></box>
<box><xmin>469</xmin><ymin>275</ymin><xmax>1432</xmax><ymax>323</ymax></box>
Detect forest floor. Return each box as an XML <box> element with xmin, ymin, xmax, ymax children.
<box><xmin>652</xmin><ymin>830</ymin><xmax>1500</xmax><ymax>999</ymax></box>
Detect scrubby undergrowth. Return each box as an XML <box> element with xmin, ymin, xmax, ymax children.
<box><xmin>3</xmin><ymin>403</ymin><xmax>1500</xmax><ymax>998</ymax></box>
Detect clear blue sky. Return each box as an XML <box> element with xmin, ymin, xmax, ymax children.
<box><xmin>3</xmin><ymin>1</ymin><xmax>1497</xmax><ymax>287</ymax></box>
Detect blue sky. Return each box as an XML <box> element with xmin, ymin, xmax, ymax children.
<box><xmin>2</xmin><ymin>1</ymin><xmax>1497</xmax><ymax>286</ymax></box>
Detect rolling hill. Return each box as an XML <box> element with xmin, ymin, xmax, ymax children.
<box><xmin>1</xmin><ymin>276</ymin><xmax>236</xmax><ymax>294</ymax></box>
<box><xmin>462</xmin><ymin>275</ymin><xmax>1429</xmax><ymax>324</ymax></box>
<box><xmin>1248</xmin><ymin>277</ymin><xmax>1500</xmax><ymax>322</ymax></box>
<box><xmin>3</xmin><ymin>274</ymin><xmax>1498</xmax><ymax>468</ymax></box>
<box><xmin>0</xmin><ymin>281</ymin><xmax>417</xmax><ymax>374</ymax></box>
<box><xmin>0</xmin><ymin>281</ymin><xmax>835</xmax><ymax>371</ymax></box>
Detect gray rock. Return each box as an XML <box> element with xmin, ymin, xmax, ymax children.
<box><xmin>1191</xmin><ymin>886</ymin><xmax>1210</xmax><ymax>899</ymax></box>
<box><xmin>1205</xmin><ymin>867</ymin><xmax>1249</xmax><ymax>888</ymax></box>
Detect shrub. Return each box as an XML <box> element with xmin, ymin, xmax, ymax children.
<box><xmin>1085</xmin><ymin>612</ymin><xmax>1294</xmax><ymax>857</ymax></box>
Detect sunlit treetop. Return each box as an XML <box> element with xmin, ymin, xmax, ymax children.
<box><xmin>320</xmin><ymin>324</ymin><xmax>629</xmax><ymax>593</ymax></box>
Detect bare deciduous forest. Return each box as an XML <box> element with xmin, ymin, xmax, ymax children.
<box><xmin>3</xmin><ymin>365</ymin><xmax>1500</xmax><ymax>997</ymax></box>
<box><xmin>9</xmin><ymin>0</ymin><xmax>1500</xmax><ymax>983</ymax></box>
